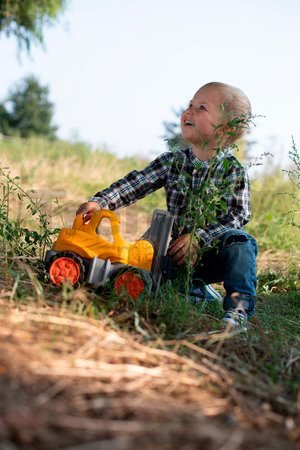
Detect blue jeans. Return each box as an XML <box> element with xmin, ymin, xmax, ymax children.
<box><xmin>165</xmin><ymin>229</ymin><xmax>258</xmax><ymax>316</ymax></box>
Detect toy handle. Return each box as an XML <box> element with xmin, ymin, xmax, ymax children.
<box><xmin>73</xmin><ymin>210</ymin><xmax>124</xmax><ymax>246</ymax></box>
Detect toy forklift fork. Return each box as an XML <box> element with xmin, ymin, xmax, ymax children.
<box><xmin>140</xmin><ymin>209</ymin><xmax>174</xmax><ymax>295</ymax></box>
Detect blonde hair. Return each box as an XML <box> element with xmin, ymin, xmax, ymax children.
<box><xmin>202</xmin><ymin>81</ymin><xmax>252</xmax><ymax>141</ymax></box>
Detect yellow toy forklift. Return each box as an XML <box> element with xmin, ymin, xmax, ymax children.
<box><xmin>45</xmin><ymin>209</ymin><xmax>174</xmax><ymax>300</ymax></box>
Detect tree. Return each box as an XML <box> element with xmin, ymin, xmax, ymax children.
<box><xmin>0</xmin><ymin>0</ymin><xmax>67</xmax><ymax>52</ymax></box>
<box><xmin>162</xmin><ymin>107</ymin><xmax>186</xmax><ymax>150</ymax></box>
<box><xmin>0</xmin><ymin>103</ymin><xmax>11</xmax><ymax>135</ymax></box>
<box><xmin>0</xmin><ymin>76</ymin><xmax>57</xmax><ymax>139</ymax></box>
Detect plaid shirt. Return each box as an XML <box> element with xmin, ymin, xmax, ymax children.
<box><xmin>90</xmin><ymin>148</ymin><xmax>251</xmax><ymax>245</ymax></box>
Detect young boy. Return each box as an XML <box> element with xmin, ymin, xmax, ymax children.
<box><xmin>76</xmin><ymin>82</ymin><xmax>258</xmax><ymax>330</ymax></box>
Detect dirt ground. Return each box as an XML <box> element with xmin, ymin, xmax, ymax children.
<box><xmin>0</xmin><ymin>296</ymin><xmax>299</xmax><ymax>450</ymax></box>
<box><xmin>0</xmin><ymin>205</ymin><xmax>299</xmax><ymax>449</ymax></box>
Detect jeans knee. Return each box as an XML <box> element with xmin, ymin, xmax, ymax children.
<box><xmin>222</xmin><ymin>230</ymin><xmax>257</xmax><ymax>254</ymax></box>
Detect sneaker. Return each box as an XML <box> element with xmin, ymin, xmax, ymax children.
<box><xmin>222</xmin><ymin>308</ymin><xmax>248</xmax><ymax>331</ymax></box>
<box><xmin>189</xmin><ymin>284</ymin><xmax>222</xmax><ymax>303</ymax></box>
<box><xmin>205</xmin><ymin>285</ymin><xmax>223</xmax><ymax>302</ymax></box>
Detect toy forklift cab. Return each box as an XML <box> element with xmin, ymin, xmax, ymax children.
<box><xmin>45</xmin><ymin>209</ymin><xmax>174</xmax><ymax>300</ymax></box>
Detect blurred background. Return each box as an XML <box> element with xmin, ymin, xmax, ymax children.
<box><xmin>0</xmin><ymin>0</ymin><xmax>299</xmax><ymax>162</ymax></box>
<box><xmin>0</xmin><ymin>0</ymin><xmax>299</xmax><ymax>253</ymax></box>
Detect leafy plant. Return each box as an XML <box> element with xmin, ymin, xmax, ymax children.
<box><xmin>0</xmin><ymin>165</ymin><xmax>59</xmax><ymax>259</ymax></box>
<box><xmin>168</xmin><ymin>113</ymin><xmax>254</xmax><ymax>297</ymax></box>
<box><xmin>281</xmin><ymin>138</ymin><xmax>300</xmax><ymax>229</ymax></box>
<box><xmin>286</xmin><ymin>138</ymin><xmax>300</xmax><ymax>188</ymax></box>
<box><xmin>257</xmin><ymin>269</ymin><xmax>300</xmax><ymax>294</ymax></box>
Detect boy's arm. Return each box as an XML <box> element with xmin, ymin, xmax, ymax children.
<box><xmin>88</xmin><ymin>152</ymin><xmax>171</xmax><ymax>210</ymax></box>
<box><xmin>196</xmin><ymin>169</ymin><xmax>251</xmax><ymax>246</ymax></box>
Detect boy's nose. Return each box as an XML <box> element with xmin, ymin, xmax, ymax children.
<box><xmin>185</xmin><ymin>111</ymin><xmax>194</xmax><ymax>121</ymax></box>
<box><xmin>184</xmin><ymin>108</ymin><xmax>193</xmax><ymax>117</ymax></box>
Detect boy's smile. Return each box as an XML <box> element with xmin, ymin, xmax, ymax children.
<box><xmin>181</xmin><ymin>87</ymin><xmax>224</xmax><ymax>151</ymax></box>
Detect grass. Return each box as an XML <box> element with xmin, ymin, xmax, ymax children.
<box><xmin>0</xmin><ymin>136</ymin><xmax>154</xmax><ymax>198</ymax></box>
<box><xmin>246</xmin><ymin>171</ymin><xmax>300</xmax><ymax>251</ymax></box>
<box><xmin>1</xmin><ymin>135</ymin><xmax>299</xmax><ymax>247</ymax></box>
<box><xmin>1</xmin><ymin>254</ymin><xmax>299</xmax><ymax>417</ymax></box>
<box><xmin>0</xmin><ymin>136</ymin><xmax>299</xmax><ymax>439</ymax></box>
<box><xmin>257</xmin><ymin>267</ymin><xmax>300</xmax><ymax>294</ymax></box>
<box><xmin>255</xmin><ymin>291</ymin><xmax>300</xmax><ymax>394</ymax></box>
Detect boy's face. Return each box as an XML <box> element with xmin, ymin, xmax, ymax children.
<box><xmin>181</xmin><ymin>87</ymin><xmax>224</xmax><ymax>148</ymax></box>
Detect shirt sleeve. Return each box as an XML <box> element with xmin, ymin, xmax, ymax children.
<box><xmin>89</xmin><ymin>152</ymin><xmax>171</xmax><ymax>210</ymax></box>
<box><xmin>196</xmin><ymin>167</ymin><xmax>251</xmax><ymax>246</ymax></box>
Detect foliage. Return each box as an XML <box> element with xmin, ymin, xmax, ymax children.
<box><xmin>162</xmin><ymin>107</ymin><xmax>186</xmax><ymax>150</ymax></box>
<box><xmin>0</xmin><ymin>0</ymin><xmax>67</xmax><ymax>52</ymax></box>
<box><xmin>0</xmin><ymin>131</ymin><xmax>299</xmax><ymax>431</ymax></box>
<box><xmin>257</xmin><ymin>269</ymin><xmax>300</xmax><ymax>294</ymax></box>
<box><xmin>167</xmin><ymin>114</ymin><xmax>254</xmax><ymax>296</ymax></box>
<box><xmin>0</xmin><ymin>136</ymin><xmax>163</xmax><ymax>217</ymax></box>
<box><xmin>285</xmin><ymin>138</ymin><xmax>300</xmax><ymax>188</ymax></box>
<box><xmin>0</xmin><ymin>135</ymin><xmax>299</xmax><ymax>251</ymax></box>
<box><xmin>281</xmin><ymin>138</ymin><xmax>300</xmax><ymax>229</ymax></box>
<box><xmin>0</xmin><ymin>76</ymin><xmax>57</xmax><ymax>139</ymax></box>
<box><xmin>246</xmin><ymin>170</ymin><xmax>300</xmax><ymax>251</ymax></box>
<box><xmin>0</xmin><ymin>165</ymin><xmax>59</xmax><ymax>259</ymax></box>
<box><xmin>0</xmin><ymin>103</ymin><xmax>11</xmax><ymax>135</ymax></box>
<box><xmin>95</xmin><ymin>280</ymin><xmax>223</xmax><ymax>338</ymax></box>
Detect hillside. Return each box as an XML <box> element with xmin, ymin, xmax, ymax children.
<box><xmin>0</xmin><ymin>137</ymin><xmax>299</xmax><ymax>449</ymax></box>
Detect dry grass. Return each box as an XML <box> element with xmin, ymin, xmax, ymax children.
<box><xmin>0</xmin><ymin>298</ymin><xmax>299</xmax><ymax>449</ymax></box>
<box><xmin>0</xmin><ymin>249</ymin><xmax>299</xmax><ymax>449</ymax></box>
<box><xmin>1</xmin><ymin>136</ymin><xmax>300</xmax><ymax>449</ymax></box>
<box><xmin>258</xmin><ymin>249</ymin><xmax>300</xmax><ymax>273</ymax></box>
<box><xmin>0</xmin><ymin>136</ymin><xmax>148</xmax><ymax>199</ymax></box>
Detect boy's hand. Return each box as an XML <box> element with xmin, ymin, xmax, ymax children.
<box><xmin>169</xmin><ymin>233</ymin><xmax>199</xmax><ymax>266</ymax></box>
<box><xmin>76</xmin><ymin>201</ymin><xmax>101</xmax><ymax>222</ymax></box>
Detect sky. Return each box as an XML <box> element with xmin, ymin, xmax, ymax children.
<box><xmin>0</xmin><ymin>0</ymin><xmax>300</xmax><ymax>167</ymax></box>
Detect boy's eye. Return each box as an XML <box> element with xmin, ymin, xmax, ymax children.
<box><xmin>187</xmin><ymin>102</ymin><xmax>207</xmax><ymax>111</ymax></box>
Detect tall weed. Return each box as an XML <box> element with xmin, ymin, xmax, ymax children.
<box><xmin>0</xmin><ymin>165</ymin><xmax>59</xmax><ymax>258</ymax></box>
<box><xmin>281</xmin><ymin>138</ymin><xmax>300</xmax><ymax>229</ymax></box>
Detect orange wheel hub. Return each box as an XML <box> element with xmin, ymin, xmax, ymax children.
<box><xmin>114</xmin><ymin>272</ymin><xmax>145</xmax><ymax>300</ymax></box>
<box><xmin>49</xmin><ymin>257</ymin><xmax>81</xmax><ymax>286</ymax></box>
